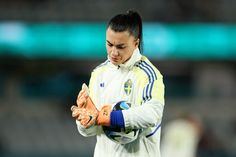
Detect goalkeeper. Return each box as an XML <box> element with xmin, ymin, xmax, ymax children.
<box><xmin>71</xmin><ymin>10</ymin><xmax>165</xmax><ymax>157</ymax></box>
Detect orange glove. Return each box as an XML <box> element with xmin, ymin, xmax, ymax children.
<box><xmin>96</xmin><ymin>105</ymin><xmax>112</xmax><ymax>126</ymax></box>
<box><xmin>71</xmin><ymin>83</ymin><xmax>113</xmax><ymax>127</ymax></box>
<box><xmin>71</xmin><ymin>104</ymin><xmax>112</xmax><ymax>127</ymax></box>
<box><xmin>71</xmin><ymin>83</ymin><xmax>98</xmax><ymax>128</ymax></box>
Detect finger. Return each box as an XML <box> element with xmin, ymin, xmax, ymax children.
<box><xmin>82</xmin><ymin>83</ymin><xmax>90</xmax><ymax>94</ymax></box>
<box><xmin>77</xmin><ymin>109</ymin><xmax>85</xmax><ymax>119</ymax></box>
<box><xmin>77</xmin><ymin>110</ymin><xmax>92</xmax><ymax>128</ymax></box>
<box><xmin>80</xmin><ymin>118</ymin><xmax>87</xmax><ymax>126</ymax></box>
<box><xmin>72</xmin><ymin>108</ymin><xmax>85</xmax><ymax>118</ymax></box>
<box><xmin>79</xmin><ymin>114</ymin><xmax>88</xmax><ymax>126</ymax></box>
<box><xmin>71</xmin><ymin>105</ymin><xmax>79</xmax><ymax>117</ymax></box>
<box><xmin>78</xmin><ymin>84</ymin><xmax>89</xmax><ymax>99</ymax></box>
<box><xmin>72</xmin><ymin>109</ymin><xmax>81</xmax><ymax>118</ymax></box>
<box><xmin>70</xmin><ymin>105</ymin><xmax>78</xmax><ymax>112</ymax></box>
<box><xmin>78</xmin><ymin>91</ymin><xmax>89</xmax><ymax>100</ymax></box>
<box><xmin>83</xmin><ymin>118</ymin><xmax>93</xmax><ymax>128</ymax></box>
<box><xmin>77</xmin><ymin>90</ymin><xmax>89</xmax><ymax>108</ymax></box>
<box><xmin>77</xmin><ymin>89</ymin><xmax>86</xmax><ymax>99</ymax></box>
<box><xmin>77</xmin><ymin>96</ymin><xmax>87</xmax><ymax>108</ymax></box>
<box><xmin>77</xmin><ymin>108</ymin><xmax>87</xmax><ymax>118</ymax></box>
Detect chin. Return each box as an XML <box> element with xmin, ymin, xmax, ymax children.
<box><xmin>111</xmin><ymin>61</ymin><xmax>119</xmax><ymax>65</ymax></box>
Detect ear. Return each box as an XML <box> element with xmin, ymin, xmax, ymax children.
<box><xmin>134</xmin><ymin>38</ymin><xmax>140</xmax><ymax>48</ymax></box>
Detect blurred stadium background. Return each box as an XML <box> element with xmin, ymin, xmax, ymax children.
<box><xmin>0</xmin><ymin>0</ymin><xmax>236</xmax><ymax>157</ymax></box>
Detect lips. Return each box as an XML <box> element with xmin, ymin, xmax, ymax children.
<box><xmin>111</xmin><ymin>57</ymin><xmax>119</xmax><ymax>62</ymax></box>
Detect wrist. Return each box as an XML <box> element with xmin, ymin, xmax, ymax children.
<box><xmin>96</xmin><ymin>105</ymin><xmax>112</xmax><ymax>126</ymax></box>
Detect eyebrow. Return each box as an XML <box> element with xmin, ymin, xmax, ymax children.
<box><xmin>106</xmin><ymin>40</ymin><xmax>126</xmax><ymax>47</ymax></box>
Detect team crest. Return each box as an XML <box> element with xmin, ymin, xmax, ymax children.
<box><xmin>124</xmin><ymin>79</ymin><xmax>132</xmax><ymax>95</ymax></box>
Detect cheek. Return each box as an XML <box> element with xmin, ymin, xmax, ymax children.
<box><xmin>126</xmin><ymin>48</ymin><xmax>134</xmax><ymax>57</ymax></box>
<box><xmin>106</xmin><ymin>46</ymin><xmax>111</xmax><ymax>54</ymax></box>
<box><xmin>120</xmin><ymin>50</ymin><xmax>130</xmax><ymax>60</ymax></box>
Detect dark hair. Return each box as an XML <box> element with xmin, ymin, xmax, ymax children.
<box><xmin>107</xmin><ymin>10</ymin><xmax>143</xmax><ymax>53</ymax></box>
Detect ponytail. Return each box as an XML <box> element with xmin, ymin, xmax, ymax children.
<box><xmin>126</xmin><ymin>10</ymin><xmax>143</xmax><ymax>53</ymax></box>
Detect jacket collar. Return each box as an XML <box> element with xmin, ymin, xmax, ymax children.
<box><xmin>108</xmin><ymin>48</ymin><xmax>142</xmax><ymax>70</ymax></box>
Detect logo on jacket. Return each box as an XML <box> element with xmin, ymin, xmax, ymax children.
<box><xmin>124</xmin><ymin>79</ymin><xmax>132</xmax><ymax>95</ymax></box>
<box><xmin>100</xmin><ymin>82</ymin><xmax>105</xmax><ymax>87</ymax></box>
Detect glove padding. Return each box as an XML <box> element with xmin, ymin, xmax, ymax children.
<box><xmin>72</xmin><ymin>107</ymin><xmax>98</xmax><ymax>128</ymax></box>
<box><xmin>71</xmin><ymin>83</ymin><xmax>112</xmax><ymax>127</ymax></box>
<box><xmin>71</xmin><ymin>83</ymin><xmax>98</xmax><ymax>128</ymax></box>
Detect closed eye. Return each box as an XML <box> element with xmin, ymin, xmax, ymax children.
<box><xmin>116</xmin><ymin>45</ymin><xmax>126</xmax><ymax>49</ymax></box>
<box><xmin>106</xmin><ymin>41</ymin><xmax>113</xmax><ymax>47</ymax></box>
<box><xmin>106</xmin><ymin>40</ymin><xmax>126</xmax><ymax>49</ymax></box>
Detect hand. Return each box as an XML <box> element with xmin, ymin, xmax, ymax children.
<box><xmin>76</xmin><ymin>84</ymin><xmax>89</xmax><ymax>108</ymax></box>
<box><xmin>71</xmin><ymin>83</ymin><xmax>113</xmax><ymax>127</ymax></box>
<box><xmin>71</xmin><ymin>107</ymin><xmax>98</xmax><ymax>128</ymax></box>
<box><xmin>77</xmin><ymin>84</ymin><xmax>98</xmax><ymax>112</ymax></box>
<box><xmin>71</xmin><ymin>83</ymin><xmax>98</xmax><ymax>128</ymax></box>
<box><xmin>71</xmin><ymin>104</ymin><xmax>113</xmax><ymax>127</ymax></box>
<box><xmin>96</xmin><ymin>105</ymin><xmax>112</xmax><ymax>126</ymax></box>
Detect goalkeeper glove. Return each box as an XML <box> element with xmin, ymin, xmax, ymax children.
<box><xmin>71</xmin><ymin>84</ymin><xmax>113</xmax><ymax>127</ymax></box>
<box><xmin>71</xmin><ymin>83</ymin><xmax>98</xmax><ymax>128</ymax></box>
<box><xmin>96</xmin><ymin>105</ymin><xmax>112</xmax><ymax>126</ymax></box>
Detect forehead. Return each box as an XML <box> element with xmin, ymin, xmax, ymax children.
<box><xmin>106</xmin><ymin>27</ymin><xmax>134</xmax><ymax>44</ymax></box>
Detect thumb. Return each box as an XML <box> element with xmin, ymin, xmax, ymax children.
<box><xmin>82</xmin><ymin>83</ymin><xmax>89</xmax><ymax>96</ymax></box>
<box><xmin>76</xmin><ymin>95</ymin><xmax>87</xmax><ymax>108</ymax></box>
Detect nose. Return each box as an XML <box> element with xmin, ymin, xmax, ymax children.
<box><xmin>111</xmin><ymin>47</ymin><xmax>119</xmax><ymax>56</ymax></box>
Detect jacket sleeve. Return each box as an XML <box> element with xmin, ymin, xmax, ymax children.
<box><xmin>76</xmin><ymin>120</ymin><xmax>98</xmax><ymax>137</ymax></box>
<box><xmin>122</xmin><ymin>76</ymin><xmax>165</xmax><ymax>129</ymax></box>
<box><xmin>76</xmin><ymin>70</ymin><xmax>99</xmax><ymax>137</ymax></box>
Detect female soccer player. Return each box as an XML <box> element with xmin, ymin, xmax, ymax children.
<box><xmin>71</xmin><ymin>10</ymin><xmax>165</xmax><ymax>157</ymax></box>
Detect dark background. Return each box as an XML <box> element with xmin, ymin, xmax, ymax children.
<box><xmin>0</xmin><ymin>0</ymin><xmax>236</xmax><ymax>157</ymax></box>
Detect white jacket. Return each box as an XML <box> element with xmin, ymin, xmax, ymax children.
<box><xmin>76</xmin><ymin>48</ymin><xmax>165</xmax><ymax>157</ymax></box>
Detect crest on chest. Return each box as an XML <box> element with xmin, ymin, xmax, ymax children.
<box><xmin>124</xmin><ymin>79</ymin><xmax>132</xmax><ymax>96</ymax></box>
